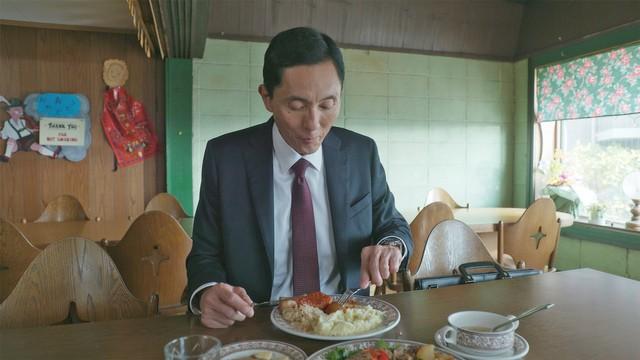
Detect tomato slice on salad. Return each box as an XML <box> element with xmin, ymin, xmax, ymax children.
<box><xmin>364</xmin><ymin>348</ymin><xmax>389</xmax><ymax>360</ymax></box>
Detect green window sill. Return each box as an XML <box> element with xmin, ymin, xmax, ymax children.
<box><xmin>561</xmin><ymin>222</ymin><xmax>640</xmax><ymax>250</ymax></box>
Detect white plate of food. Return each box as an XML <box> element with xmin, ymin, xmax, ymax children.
<box><xmin>220</xmin><ymin>340</ymin><xmax>306</xmax><ymax>360</ymax></box>
<box><xmin>307</xmin><ymin>338</ymin><xmax>461</xmax><ymax>360</ymax></box>
<box><xmin>271</xmin><ymin>292</ymin><xmax>400</xmax><ymax>341</ymax></box>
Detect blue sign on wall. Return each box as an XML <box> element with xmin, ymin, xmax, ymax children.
<box><xmin>36</xmin><ymin>93</ymin><xmax>82</xmax><ymax>117</ymax></box>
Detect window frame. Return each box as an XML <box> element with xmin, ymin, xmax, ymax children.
<box><xmin>528</xmin><ymin>22</ymin><xmax>640</xmax><ymax>246</ymax></box>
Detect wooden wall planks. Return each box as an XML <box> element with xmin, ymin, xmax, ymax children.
<box><xmin>0</xmin><ymin>25</ymin><xmax>165</xmax><ymax>223</ymax></box>
<box><xmin>517</xmin><ymin>0</ymin><xmax>640</xmax><ymax>58</ymax></box>
<box><xmin>208</xmin><ymin>0</ymin><xmax>524</xmax><ymax>60</ymax></box>
<box><xmin>207</xmin><ymin>0</ymin><xmax>640</xmax><ymax>61</ymax></box>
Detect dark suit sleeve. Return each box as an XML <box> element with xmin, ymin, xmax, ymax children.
<box><xmin>186</xmin><ymin>141</ymin><xmax>228</xmax><ymax>298</ymax></box>
<box><xmin>369</xmin><ymin>142</ymin><xmax>413</xmax><ymax>269</ymax></box>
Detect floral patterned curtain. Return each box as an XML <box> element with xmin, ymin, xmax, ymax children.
<box><xmin>535</xmin><ymin>42</ymin><xmax>640</xmax><ymax>121</ymax></box>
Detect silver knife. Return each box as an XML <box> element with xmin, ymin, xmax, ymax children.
<box><xmin>251</xmin><ymin>296</ymin><xmax>296</xmax><ymax>307</ymax></box>
<box><xmin>251</xmin><ymin>300</ymin><xmax>280</xmax><ymax>307</ymax></box>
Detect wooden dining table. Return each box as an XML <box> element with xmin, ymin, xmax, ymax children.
<box><xmin>14</xmin><ymin>217</ymin><xmax>194</xmax><ymax>249</ymax></box>
<box><xmin>1</xmin><ymin>268</ymin><xmax>637</xmax><ymax>359</ymax></box>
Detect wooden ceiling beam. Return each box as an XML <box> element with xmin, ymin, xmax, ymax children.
<box><xmin>126</xmin><ymin>0</ymin><xmax>155</xmax><ymax>58</ymax></box>
<box><xmin>125</xmin><ymin>0</ymin><xmax>211</xmax><ymax>59</ymax></box>
<box><xmin>154</xmin><ymin>0</ymin><xmax>211</xmax><ymax>59</ymax></box>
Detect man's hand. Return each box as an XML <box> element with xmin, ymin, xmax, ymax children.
<box><xmin>360</xmin><ymin>245</ymin><xmax>402</xmax><ymax>288</ymax></box>
<box><xmin>199</xmin><ymin>283</ymin><xmax>255</xmax><ymax>328</ymax></box>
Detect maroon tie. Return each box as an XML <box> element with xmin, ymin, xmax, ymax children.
<box><xmin>291</xmin><ymin>158</ymin><xmax>320</xmax><ymax>295</ymax></box>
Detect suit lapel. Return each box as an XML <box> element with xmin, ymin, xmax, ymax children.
<box><xmin>323</xmin><ymin>131</ymin><xmax>349</xmax><ymax>289</ymax></box>
<box><xmin>245</xmin><ymin>120</ymin><xmax>275</xmax><ymax>275</ymax></box>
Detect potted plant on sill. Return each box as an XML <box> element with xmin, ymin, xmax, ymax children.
<box><xmin>588</xmin><ymin>203</ymin><xmax>606</xmax><ymax>225</ymax></box>
<box><xmin>540</xmin><ymin>149</ymin><xmax>580</xmax><ymax>216</ymax></box>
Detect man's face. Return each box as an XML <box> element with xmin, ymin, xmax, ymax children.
<box><xmin>259</xmin><ymin>60</ymin><xmax>341</xmax><ymax>155</ymax></box>
<box><xmin>7</xmin><ymin>106</ymin><xmax>23</xmax><ymax>119</ymax></box>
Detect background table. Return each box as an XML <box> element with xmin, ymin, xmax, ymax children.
<box><xmin>453</xmin><ymin>207</ymin><xmax>574</xmax><ymax>258</ymax></box>
<box><xmin>1</xmin><ymin>268</ymin><xmax>637</xmax><ymax>359</ymax></box>
<box><xmin>453</xmin><ymin>207</ymin><xmax>574</xmax><ymax>232</ymax></box>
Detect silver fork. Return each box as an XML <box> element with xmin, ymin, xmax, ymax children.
<box><xmin>336</xmin><ymin>287</ymin><xmax>365</xmax><ymax>306</ymax></box>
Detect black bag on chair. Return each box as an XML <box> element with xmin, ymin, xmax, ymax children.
<box><xmin>414</xmin><ymin>261</ymin><xmax>542</xmax><ymax>290</ymax></box>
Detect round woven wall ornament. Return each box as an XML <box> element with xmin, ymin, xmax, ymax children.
<box><xmin>103</xmin><ymin>59</ymin><xmax>129</xmax><ymax>88</ymax></box>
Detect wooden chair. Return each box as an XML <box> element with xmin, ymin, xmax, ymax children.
<box><xmin>376</xmin><ymin>202</ymin><xmax>454</xmax><ymax>294</ymax></box>
<box><xmin>380</xmin><ymin>202</ymin><xmax>453</xmax><ymax>294</ymax></box>
<box><xmin>0</xmin><ymin>218</ymin><xmax>41</xmax><ymax>302</ymax></box>
<box><xmin>406</xmin><ymin>219</ymin><xmax>494</xmax><ymax>290</ymax></box>
<box><xmin>426</xmin><ymin>187</ymin><xmax>468</xmax><ymax>209</ymax></box>
<box><xmin>145</xmin><ymin>192</ymin><xmax>188</xmax><ymax>219</ymax></box>
<box><xmin>105</xmin><ymin>211</ymin><xmax>192</xmax><ymax>313</ymax></box>
<box><xmin>0</xmin><ymin>237</ymin><xmax>156</xmax><ymax>329</ymax></box>
<box><xmin>34</xmin><ymin>195</ymin><xmax>89</xmax><ymax>222</ymax></box>
<box><xmin>408</xmin><ymin>202</ymin><xmax>454</xmax><ymax>275</ymax></box>
<box><xmin>500</xmin><ymin>198</ymin><xmax>561</xmax><ymax>271</ymax></box>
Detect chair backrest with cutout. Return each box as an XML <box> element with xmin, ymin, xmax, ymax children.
<box><xmin>503</xmin><ymin>198</ymin><xmax>561</xmax><ymax>271</ymax></box>
<box><xmin>106</xmin><ymin>211</ymin><xmax>192</xmax><ymax>310</ymax></box>
<box><xmin>426</xmin><ymin>187</ymin><xmax>468</xmax><ymax>209</ymax></box>
<box><xmin>0</xmin><ymin>237</ymin><xmax>154</xmax><ymax>329</ymax></box>
<box><xmin>408</xmin><ymin>202</ymin><xmax>455</xmax><ymax>275</ymax></box>
<box><xmin>0</xmin><ymin>218</ymin><xmax>41</xmax><ymax>302</ymax></box>
<box><xmin>415</xmin><ymin>219</ymin><xmax>494</xmax><ymax>279</ymax></box>
<box><xmin>145</xmin><ymin>193</ymin><xmax>188</xmax><ymax>219</ymax></box>
<box><xmin>34</xmin><ymin>195</ymin><xmax>89</xmax><ymax>223</ymax></box>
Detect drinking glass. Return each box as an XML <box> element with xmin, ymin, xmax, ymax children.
<box><xmin>164</xmin><ymin>335</ymin><xmax>221</xmax><ymax>360</ymax></box>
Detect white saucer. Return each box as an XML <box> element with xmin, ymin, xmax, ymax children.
<box><xmin>434</xmin><ymin>326</ymin><xmax>529</xmax><ymax>360</ymax></box>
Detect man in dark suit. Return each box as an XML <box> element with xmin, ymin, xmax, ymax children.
<box><xmin>187</xmin><ymin>27</ymin><xmax>412</xmax><ymax>328</ymax></box>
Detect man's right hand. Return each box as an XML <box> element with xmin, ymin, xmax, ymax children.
<box><xmin>199</xmin><ymin>283</ymin><xmax>255</xmax><ymax>328</ymax></box>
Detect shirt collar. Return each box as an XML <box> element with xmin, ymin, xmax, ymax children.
<box><xmin>272</xmin><ymin>122</ymin><xmax>323</xmax><ymax>174</ymax></box>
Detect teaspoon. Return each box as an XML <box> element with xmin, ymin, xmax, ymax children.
<box><xmin>492</xmin><ymin>303</ymin><xmax>555</xmax><ymax>332</ymax></box>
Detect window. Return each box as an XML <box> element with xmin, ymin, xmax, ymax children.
<box><xmin>534</xmin><ymin>114</ymin><xmax>640</xmax><ymax>227</ymax></box>
<box><xmin>533</xmin><ymin>43</ymin><xmax>640</xmax><ymax>229</ymax></box>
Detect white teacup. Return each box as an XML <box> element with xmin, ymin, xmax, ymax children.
<box><xmin>442</xmin><ymin>311</ymin><xmax>518</xmax><ymax>355</ymax></box>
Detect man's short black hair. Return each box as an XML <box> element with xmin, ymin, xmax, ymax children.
<box><xmin>263</xmin><ymin>27</ymin><xmax>345</xmax><ymax>96</ymax></box>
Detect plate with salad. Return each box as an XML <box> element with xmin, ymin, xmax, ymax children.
<box><xmin>307</xmin><ymin>339</ymin><xmax>461</xmax><ymax>360</ymax></box>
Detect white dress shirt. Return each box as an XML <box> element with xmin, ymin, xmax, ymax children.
<box><xmin>189</xmin><ymin>123</ymin><xmax>407</xmax><ymax>313</ymax></box>
<box><xmin>271</xmin><ymin>123</ymin><xmax>341</xmax><ymax>300</ymax></box>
